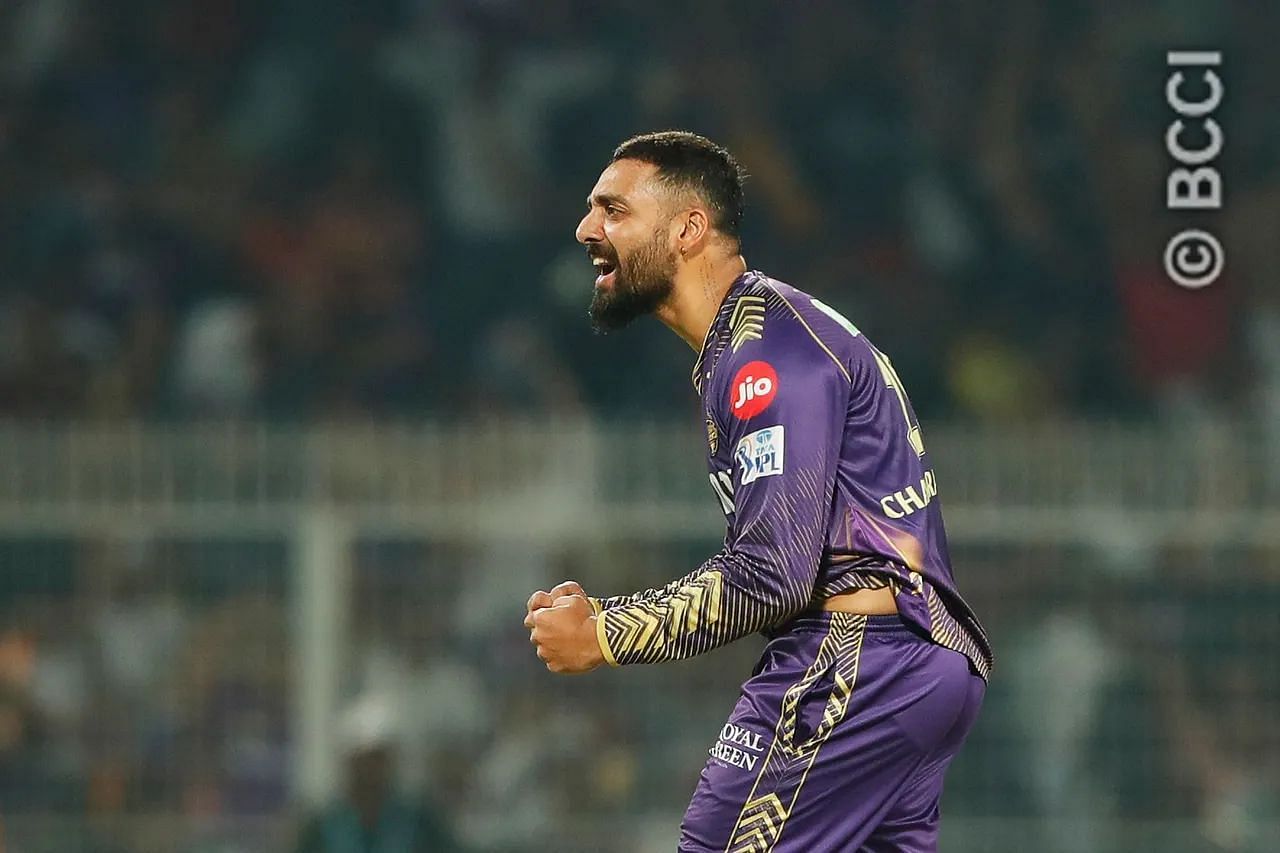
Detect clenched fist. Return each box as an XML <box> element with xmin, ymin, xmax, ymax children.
<box><xmin>526</xmin><ymin>580</ymin><xmax>588</xmax><ymax>615</ymax></box>
<box><xmin>524</xmin><ymin>586</ymin><xmax>605</xmax><ymax>674</ymax></box>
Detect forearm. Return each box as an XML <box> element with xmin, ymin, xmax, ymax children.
<box><xmin>595</xmin><ymin>552</ymin><xmax>810</xmax><ymax>666</ymax></box>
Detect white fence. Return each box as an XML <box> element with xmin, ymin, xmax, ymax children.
<box><xmin>0</xmin><ymin>418</ymin><xmax>1274</xmax><ymax>522</ymax></box>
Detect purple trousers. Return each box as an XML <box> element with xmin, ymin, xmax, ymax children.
<box><xmin>679</xmin><ymin>612</ymin><xmax>985</xmax><ymax>852</ymax></box>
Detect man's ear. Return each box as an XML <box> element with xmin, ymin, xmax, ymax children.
<box><xmin>675</xmin><ymin>207</ymin><xmax>712</xmax><ymax>254</ymax></box>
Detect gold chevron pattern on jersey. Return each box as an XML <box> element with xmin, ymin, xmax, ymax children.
<box><xmin>729</xmin><ymin>295</ymin><xmax>767</xmax><ymax>353</ymax></box>
<box><xmin>666</xmin><ymin>570</ymin><xmax>723</xmax><ymax>640</ymax></box>
<box><xmin>778</xmin><ymin>613</ymin><xmax>865</xmax><ymax>758</ymax></box>
<box><xmin>600</xmin><ymin>602</ymin><xmax>665</xmax><ymax>661</ymax></box>
<box><xmin>726</xmin><ymin>793</ymin><xmax>788</xmax><ymax>853</ymax></box>
<box><xmin>593</xmin><ymin>567</ymin><xmax>695</xmax><ymax>614</ymax></box>
<box><xmin>726</xmin><ymin>614</ymin><xmax>866</xmax><ymax>852</ymax></box>
<box><xmin>600</xmin><ymin>569</ymin><xmax>725</xmax><ymax>663</ymax></box>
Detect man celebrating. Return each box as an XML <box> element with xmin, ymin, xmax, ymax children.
<box><xmin>524</xmin><ymin>131</ymin><xmax>991</xmax><ymax>852</ymax></box>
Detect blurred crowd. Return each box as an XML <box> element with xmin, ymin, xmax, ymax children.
<box><xmin>1</xmin><ymin>534</ymin><xmax>1276</xmax><ymax>852</ymax></box>
<box><xmin>0</xmin><ymin>538</ymin><xmax>294</xmax><ymax>851</ymax></box>
<box><xmin>0</xmin><ymin>535</ymin><xmax>747</xmax><ymax>852</ymax></box>
<box><xmin>1</xmin><ymin>0</ymin><xmax>1278</xmax><ymax>424</ymax></box>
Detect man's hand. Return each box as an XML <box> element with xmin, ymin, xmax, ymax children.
<box><xmin>526</xmin><ymin>580</ymin><xmax>587</xmax><ymax>615</ymax></box>
<box><xmin>523</xmin><ymin>592</ymin><xmax>605</xmax><ymax>674</ymax></box>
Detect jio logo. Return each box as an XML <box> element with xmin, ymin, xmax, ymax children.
<box><xmin>730</xmin><ymin>361</ymin><xmax>778</xmax><ymax>420</ymax></box>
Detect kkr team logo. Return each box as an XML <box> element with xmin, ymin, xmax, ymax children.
<box><xmin>735</xmin><ymin>425</ymin><xmax>785</xmax><ymax>485</ymax></box>
<box><xmin>730</xmin><ymin>360</ymin><xmax>778</xmax><ymax>420</ymax></box>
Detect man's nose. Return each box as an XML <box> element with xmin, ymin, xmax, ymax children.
<box><xmin>575</xmin><ymin>210</ymin><xmax>601</xmax><ymax>245</ymax></box>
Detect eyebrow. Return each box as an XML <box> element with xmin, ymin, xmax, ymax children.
<box><xmin>587</xmin><ymin>192</ymin><xmax>627</xmax><ymax>209</ymax></box>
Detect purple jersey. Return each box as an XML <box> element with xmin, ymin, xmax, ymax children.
<box><xmin>594</xmin><ymin>271</ymin><xmax>992</xmax><ymax>679</ymax></box>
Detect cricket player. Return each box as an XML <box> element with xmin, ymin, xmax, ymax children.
<box><xmin>524</xmin><ymin>131</ymin><xmax>991</xmax><ymax>852</ymax></box>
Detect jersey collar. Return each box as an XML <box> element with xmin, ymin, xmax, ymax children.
<box><xmin>691</xmin><ymin>270</ymin><xmax>756</xmax><ymax>394</ymax></box>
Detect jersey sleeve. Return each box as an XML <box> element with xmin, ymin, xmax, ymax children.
<box><xmin>590</xmin><ymin>571</ymin><xmax>701</xmax><ymax>614</ymax></box>
<box><xmin>593</xmin><ymin>333</ymin><xmax>848</xmax><ymax>666</ymax></box>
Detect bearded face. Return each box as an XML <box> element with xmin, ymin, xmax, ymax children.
<box><xmin>587</xmin><ymin>225</ymin><xmax>678</xmax><ymax>333</ymax></box>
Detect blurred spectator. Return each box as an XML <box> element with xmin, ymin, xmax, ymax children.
<box><xmin>0</xmin><ymin>646</ymin><xmax>50</xmax><ymax>810</ymax></box>
<box><xmin>347</xmin><ymin>551</ymin><xmax>490</xmax><ymax>800</ymax></box>
<box><xmin>295</xmin><ymin>693</ymin><xmax>461</xmax><ymax>853</ymax></box>
<box><xmin>169</xmin><ymin>296</ymin><xmax>261</xmax><ymax>415</ymax></box>
<box><xmin>176</xmin><ymin>580</ymin><xmax>290</xmax><ymax>815</ymax></box>
<box><xmin>85</xmin><ymin>539</ymin><xmax>187</xmax><ymax>705</ymax></box>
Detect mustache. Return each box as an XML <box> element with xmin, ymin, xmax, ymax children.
<box><xmin>587</xmin><ymin>245</ymin><xmax>617</xmax><ymax>263</ymax></box>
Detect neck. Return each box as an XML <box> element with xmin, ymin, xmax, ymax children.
<box><xmin>655</xmin><ymin>253</ymin><xmax>748</xmax><ymax>351</ymax></box>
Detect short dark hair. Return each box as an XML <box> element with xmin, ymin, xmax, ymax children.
<box><xmin>612</xmin><ymin>131</ymin><xmax>747</xmax><ymax>242</ymax></box>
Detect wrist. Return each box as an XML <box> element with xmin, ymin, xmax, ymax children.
<box><xmin>593</xmin><ymin>613</ymin><xmax>619</xmax><ymax>667</ymax></box>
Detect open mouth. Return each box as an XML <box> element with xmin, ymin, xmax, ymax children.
<box><xmin>591</xmin><ymin>256</ymin><xmax>618</xmax><ymax>288</ymax></box>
